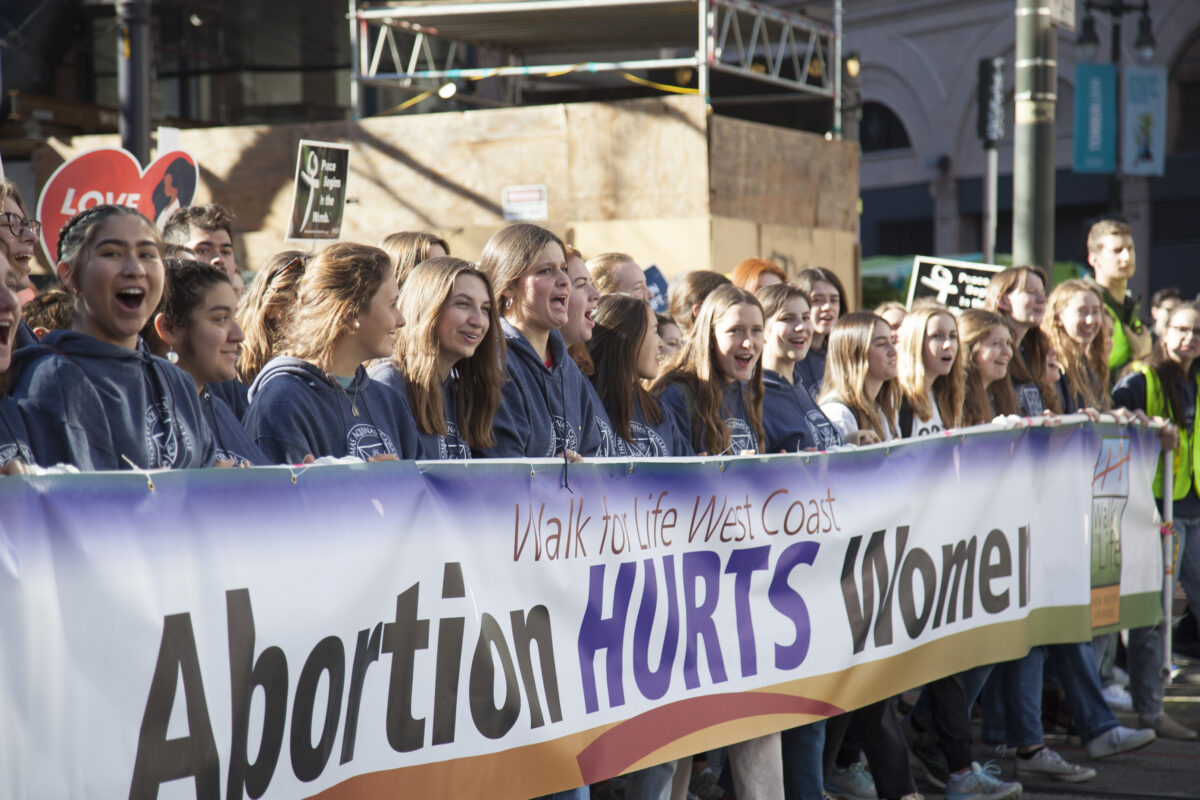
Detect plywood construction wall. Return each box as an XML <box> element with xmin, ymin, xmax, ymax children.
<box><xmin>36</xmin><ymin>95</ymin><xmax>859</xmax><ymax>302</ymax></box>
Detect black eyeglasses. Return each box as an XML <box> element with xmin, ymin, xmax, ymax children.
<box><xmin>0</xmin><ymin>212</ymin><xmax>41</xmax><ymax>238</ymax></box>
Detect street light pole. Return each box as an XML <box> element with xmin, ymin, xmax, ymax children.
<box><xmin>117</xmin><ymin>0</ymin><xmax>152</xmax><ymax>166</ymax></box>
<box><xmin>1076</xmin><ymin>0</ymin><xmax>1157</xmax><ymax>213</ymax></box>
<box><xmin>1013</xmin><ymin>0</ymin><xmax>1056</xmax><ymax>274</ymax></box>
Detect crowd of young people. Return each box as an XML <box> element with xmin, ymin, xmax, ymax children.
<box><xmin>0</xmin><ymin>190</ymin><xmax>1192</xmax><ymax>800</ymax></box>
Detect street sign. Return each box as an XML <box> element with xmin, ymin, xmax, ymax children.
<box><xmin>906</xmin><ymin>256</ymin><xmax>1003</xmax><ymax>311</ymax></box>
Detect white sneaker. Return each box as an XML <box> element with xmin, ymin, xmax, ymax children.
<box><xmin>1111</xmin><ymin>665</ymin><xmax>1131</xmax><ymax>686</ymax></box>
<box><xmin>1015</xmin><ymin>747</ymin><xmax>1095</xmax><ymax>783</ymax></box>
<box><xmin>1085</xmin><ymin>725</ymin><xmax>1157</xmax><ymax>758</ymax></box>
<box><xmin>1100</xmin><ymin>682</ymin><xmax>1133</xmax><ymax>712</ymax></box>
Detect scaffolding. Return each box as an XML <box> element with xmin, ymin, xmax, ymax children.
<box><xmin>349</xmin><ymin>0</ymin><xmax>840</xmax><ymax>120</ymax></box>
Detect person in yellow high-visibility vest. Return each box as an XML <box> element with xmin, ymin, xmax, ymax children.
<box><xmin>1110</xmin><ymin>300</ymin><xmax>1200</xmax><ymax>741</ymax></box>
<box><xmin>1085</xmin><ymin>218</ymin><xmax>1152</xmax><ymax>385</ymax></box>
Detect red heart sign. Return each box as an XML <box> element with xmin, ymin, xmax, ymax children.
<box><xmin>36</xmin><ymin>148</ymin><xmax>198</xmax><ymax>265</ymax></box>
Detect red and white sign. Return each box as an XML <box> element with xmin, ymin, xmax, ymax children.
<box><xmin>36</xmin><ymin>148</ymin><xmax>198</xmax><ymax>265</ymax></box>
<box><xmin>501</xmin><ymin>183</ymin><xmax>548</xmax><ymax>222</ymax></box>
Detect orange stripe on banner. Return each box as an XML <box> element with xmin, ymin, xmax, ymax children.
<box><xmin>575</xmin><ymin>691</ymin><xmax>844</xmax><ymax>782</ymax></box>
<box><xmin>308</xmin><ymin>608</ymin><xmax>1087</xmax><ymax>800</ymax></box>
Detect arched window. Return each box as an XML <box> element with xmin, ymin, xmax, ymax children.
<box><xmin>860</xmin><ymin>102</ymin><xmax>913</xmax><ymax>153</ymax></box>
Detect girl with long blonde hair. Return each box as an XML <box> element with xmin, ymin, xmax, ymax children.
<box><xmin>370</xmin><ymin>257</ymin><xmax>503</xmax><ymax>458</ymax></box>
<box><xmin>1042</xmin><ymin>279</ymin><xmax>1109</xmax><ymax>411</ymax></box>
<box><xmin>818</xmin><ymin>312</ymin><xmax>899</xmax><ymax>444</ymax></box>
<box><xmin>896</xmin><ymin>302</ymin><xmax>965</xmax><ymax>436</ymax></box>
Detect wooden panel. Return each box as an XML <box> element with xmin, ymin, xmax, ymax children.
<box><xmin>760</xmin><ymin>223</ymin><xmax>860</xmax><ymax>310</ymax></box>
<box><xmin>567</xmin><ymin>217</ymin><xmax>710</xmax><ymax>280</ymax></box>
<box><xmin>709</xmin><ymin>115</ymin><xmax>859</xmax><ymax>233</ymax></box>
<box><xmin>710</xmin><ymin>216</ymin><xmax>760</xmax><ymax>277</ymax></box>
<box><xmin>565</xmin><ymin>95</ymin><xmax>709</xmax><ymax>221</ymax></box>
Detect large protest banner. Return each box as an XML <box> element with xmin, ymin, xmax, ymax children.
<box><xmin>0</xmin><ymin>421</ymin><xmax>1163</xmax><ymax>799</ymax></box>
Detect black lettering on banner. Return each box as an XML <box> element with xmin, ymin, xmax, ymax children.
<box><xmin>509</xmin><ymin>606</ymin><xmax>562</xmax><ymax>728</ymax></box>
<box><xmin>226</xmin><ymin>589</ymin><xmax>288</xmax><ymax>800</ymax></box>
<box><xmin>341</xmin><ymin>623</ymin><xmax>382</xmax><ymax>764</ymax></box>
<box><xmin>290</xmin><ymin>636</ymin><xmax>346</xmax><ymax>782</ymax></box>
<box><xmin>433</xmin><ymin>563</ymin><xmax>467</xmax><ymax>746</ymax></box>
<box><xmin>979</xmin><ymin>529</ymin><xmax>1012</xmax><ymax>613</ymax></box>
<box><xmin>469</xmin><ymin>613</ymin><xmax>522</xmax><ymax>739</ymax></box>
<box><xmin>898</xmin><ymin>547</ymin><xmax>936</xmax><ymax>639</ymax></box>
<box><xmin>935</xmin><ymin>538</ymin><xmax>977</xmax><ymax>628</ymax></box>
<box><xmin>381</xmin><ymin>584</ymin><xmax>429</xmax><ymax>752</ymax></box>
<box><xmin>129</xmin><ymin>613</ymin><xmax>220</xmax><ymax>800</ymax></box>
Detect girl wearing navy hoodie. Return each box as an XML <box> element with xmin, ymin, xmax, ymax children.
<box><xmin>155</xmin><ymin>260</ymin><xmax>266</xmax><ymax>466</ymax></box>
<box><xmin>479</xmin><ymin>223</ymin><xmax>607</xmax><ymax>459</ymax></box>
<box><xmin>244</xmin><ymin>242</ymin><xmax>420</xmax><ymax>463</ymax></box>
<box><xmin>586</xmin><ymin>293</ymin><xmax>691</xmax><ymax>457</ymax></box>
<box><xmin>653</xmin><ymin>283</ymin><xmax>765</xmax><ymax>456</ymax></box>
<box><xmin>12</xmin><ymin>204</ymin><xmax>215</xmax><ymax>470</ymax></box>
<box><xmin>756</xmin><ymin>283</ymin><xmax>842</xmax><ymax>452</ymax></box>
<box><xmin>370</xmin><ymin>257</ymin><xmax>503</xmax><ymax>459</ymax></box>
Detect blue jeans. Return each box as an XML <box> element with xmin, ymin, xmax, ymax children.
<box><xmin>1106</xmin><ymin>515</ymin><xmax>1200</xmax><ymax>716</ymax></box>
<box><xmin>538</xmin><ymin>788</ymin><xmax>588</xmax><ymax>800</ymax></box>
<box><xmin>781</xmin><ymin>720</ymin><xmax>826</xmax><ymax>800</ymax></box>
<box><xmin>982</xmin><ymin>644</ymin><xmax>1118</xmax><ymax>747</ymax></box>
<box><xmin>981</xmin><ymin>650</ymin><xmax>1044</xmax><ymax>747</ymax></box>
<box><xmin>625</xmin><ymin>762</ymin><xmax>676</xmax><ymax>800</ymax></box>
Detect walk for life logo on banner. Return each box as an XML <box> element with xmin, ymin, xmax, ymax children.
<box><xmin>1091</xmin><ymin>436</ymin><xmax>1129</xmax><ymax>626</ymax></box>
<box><xmin>287</xmin><ymin>139</ymin><xmax>350</xmax><ymax>242</ymax></box>
<box><xmin>1123</xmin><ymin>65</ymin><xmax>1167</xmax><ymax>176</ymax></box>
<box><xmin>906</xmin><ymin>256</ymin><xmax>1001</xmax><ymax>310</ymax></box>
<box><xmin>35</xmin><ymin>148</ymin><xmax>198</xmax><ymax>264</ymax></box>
<box><xmin>0</xmin><ymin>421</ymin><xmax>1165</xmax><ymax>800</ymax></box>
<box><xmin>1073</xmin><ymin>63</ymin><xmax>1117</xmax><ymax>174</ymax></box>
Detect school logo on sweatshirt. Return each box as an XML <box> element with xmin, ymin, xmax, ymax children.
<box><xmin>438</xmin><ymin>421</ymin><xmax>471</xmax><ymax>460</ymax></box>
<box><xmin>629</xmin><ymin>421</ymin><xmax>669</xmax><ymax>458</ymax></box>
<box><xmin>726</xmin><ymin>418</ymin><xmax>758</xmax><ymax>455</ymax></box>
<box><xmin>594</xmin><ymin>416</ymin><xmax>619</xmax><ymax>457</ymax></box>
<box><xmin>346</xmin><ymin>424</ymin><xmax>397</xmax><ymax>461</ymax></box>
<box><xmin>550</xmin><ymin>415</ymin><xmax>579</xmax><ymax>457</ymax></box>
<box><xmin>214</xmin><ymin>447</ymin><xmax>253</xmax><ymax>468</ymax></box>
<box><xmin>146</xmin><ymin>403</ymin><xmax>191</xmax><ymax>468</ymax></box>
<box><xmin>1016</xmin><ymin>383</ymin><xmax>1044</xmax><ymax>416</ymax></box>
<box><xmin>807</xmin><ymin>411</ymin><xmax>842</xmax><ymax>450</ymax></box>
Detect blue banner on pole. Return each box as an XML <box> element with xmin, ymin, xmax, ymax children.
<box><xmin>1073</xmin><ymin>63</ymin><xmax>1116</xmax><ymax>174</ymax></box>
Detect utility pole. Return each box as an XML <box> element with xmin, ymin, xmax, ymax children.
<box><xmin>118</xmin><ymin>0</ymin><xmax>152</xmax><ymax>165</ymax></box>
<box><xmin>1013</xmin><ymin>0</ymin><xmax>1056</xmax><ymax>274</ymax></box>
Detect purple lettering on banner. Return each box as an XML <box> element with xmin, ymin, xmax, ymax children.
<box><xmin>632</xmin><ymin>555</ymin><xmax>680</xmax><ymax>701</ymax></box>
<box><xmin>682</xmin><ymin>551</ymin><xmax>727</xmax><ymax>689</ymax></box>
<box><xmin>578</xmin><ymin>562</ymin><xmax>636</xmax><ymax>713</ymax></box>
<box><xmin>724</xmin><ymin>546</ymin><xmax>772</xmax><ymax>678</ymax></box>
<box><xmin>770</xmin><ymin>541</ymin><xmax>820</xmax><ymax>670</ymax></box>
